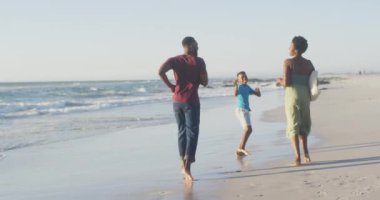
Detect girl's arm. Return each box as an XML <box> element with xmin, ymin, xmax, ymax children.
<box><xmin>232</xmin><ymin>80</ymin><xmax>238</xmax><ymax>96</ymax></box>
<box><xmin>254</xmin><ymin>88</ymin><xmax>261</xmax><ymax>97</ymax></box>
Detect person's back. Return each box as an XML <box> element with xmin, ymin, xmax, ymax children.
<box><xmin>286</xmin><ymin>57</ymin><xmax>314</xmax><ymax>88</ymax></box>
<box><xmin>168</xmin><ymin>55</ymin><xmax>206</xmax><ymax>104</ymax></box>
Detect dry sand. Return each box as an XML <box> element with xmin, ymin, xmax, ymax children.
<box><xmin>220</xmin><ymin>75</ymin><xmax>380</xmax><ymax>200</ymax></box>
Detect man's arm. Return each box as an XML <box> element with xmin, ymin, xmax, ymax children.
<box><xmin>158</xmin><ymin>62</ymin><xmax>175</xmax><ymax>92</ymax></box>
<box><xmin>200</xmin><ymin>73</ymin><xmax>208</xmax><ymax>87</ymax></box>
<box><xmin>199</xmin><ymin>60</ymin><xmax>208</xmax><ymax>87</ymax></box>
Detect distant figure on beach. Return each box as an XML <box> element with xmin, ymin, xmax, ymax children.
<box><xmin>276</xmin><ymin>36</ymin><xmax>315</xmax><ymax>166</ymax></box>
<box><xmin>158</xmin><ymin>36</ymin><xmax>208</xmax><ymax>181</ymax></box>
<box><xmin>232</xmin><ymin>71</ymin><xmax>261</xmax><ymax>156</ymax></box>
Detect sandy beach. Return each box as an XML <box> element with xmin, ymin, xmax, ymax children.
<box><xmin>1</xmin><ymin>75</ymin><xmax>380</xmax><ymax>200</ymax></box>
<box><xmin>2</xmin><ymin>0</ymin><xmax>379</xmax><ymax>199</ymax></box>
<box><xmin>221</xmin><ymin>75</ymin><xmax>380</xmax><ymax>200</ymax></box>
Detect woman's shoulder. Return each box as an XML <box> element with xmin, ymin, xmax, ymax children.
<box><xmin>302</xmin><ymin>57</ymin><xmax>315</xmax><ymax>70</ymax></box>
<box><xmin>284</xmin><ymin>58</ymin><xmax>293</xmax><ymax>64</ymax></box>
<box><xmin>286</xmin><ymin>57</ymin><xmax>313</xmax><ymax>66</ymax></box>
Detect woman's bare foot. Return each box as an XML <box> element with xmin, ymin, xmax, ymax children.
<box><xmin>304</xmin><ymin>154</ymin><xmax>311</xmax><ymax>163</ymax></box>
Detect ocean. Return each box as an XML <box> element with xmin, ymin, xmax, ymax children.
<box><xmin>0</xmin><ymin>78</ymin><xmax>278</xmax><ymax>152</ymax></box>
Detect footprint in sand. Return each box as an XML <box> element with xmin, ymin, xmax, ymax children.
<box><xmin>338</xmin><ymin>181</ymin><xmax>346</xmax><ymax>186</ymax></box>
<box><xmin>352</xmin><ymin>190</ymin><xmax>367</xmax><ymax>197</ymax></box>
<box><xmin>303</xmin><ymin>180</ymin><xmax>312</xmax><ymax>185</ymax></box>
<box><xmin>304</xmin><ymin>180</ymin><xmax>322</xmax><ymax>188</ymax></box>
<box><xmin>302</xmin><ymin>171</ymin><xmax>316</xmax><ymax>176</ymax></box>
<box><xmin>249</xmin><ymin>183</ymin><xmax>258</xmax><ymax>188</ymax></box>
<box><xmin>316</xmin><ymin>190</ymin><xmax>328</xmax><ymax>197</ymax></box>
<box><xmin>149</xmin><ymin>190</ymin><xmax>175</xmax><ymax>197</ymax></box>
<box><xmin>357</xmin><ymin>176</ymin><xmax>368</xmax><ymax>181</ymax></box>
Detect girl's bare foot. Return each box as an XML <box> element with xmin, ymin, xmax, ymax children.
<box><xmin>291</xmin><ymin>158</ymin><xmax>301</xmax><ymax>167</ymax></box>
<box><xmin>236</xmin><ymin>149</ymin><xmax>249</xmax><ymax>157</ymax></box>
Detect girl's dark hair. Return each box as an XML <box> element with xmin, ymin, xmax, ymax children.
<box><xmin>182</xmin><ymin>36</ymin><xmax>196</xmax><ymax>46</ymax></box>
<box><xmin>292</xmin><ymin>36</ymin><xmax>308</xmax><ymax>54</ymax></box>
<box><xmin>237</xmin><ymin>71</ymin><xmax>246</xmax><ymax>77</ymax></box>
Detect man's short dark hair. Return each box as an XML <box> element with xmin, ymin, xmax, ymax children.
<box><xmin>292</xmin><ymin>36</ymin><xmax>308</xmax><ymax>54</ymax></box>
<box><xmin>182</xmin><ymin>36</ymin><xmax>196</xmax><ymax>46</ymax></box>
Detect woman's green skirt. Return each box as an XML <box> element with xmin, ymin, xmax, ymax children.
<box><xmin>285</xmin><ymin>85</ymin><xmax>311</xmax><ymax>138</ymax></box>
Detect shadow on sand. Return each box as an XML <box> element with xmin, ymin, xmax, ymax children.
<box><xmin>312</xmin><ymin>141</ymin><xmax>380</xmax><ymax>153</ymax></box>
<box><xmin>200</xmin><ymin>141</ymin><xmax>380</xmax><ymax>181</ymax></box>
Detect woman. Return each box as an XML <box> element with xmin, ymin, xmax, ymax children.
<box><xmin>276</xmin><ymin>36</ymin><xmax>315</xmax><ymax>166</ymax></box>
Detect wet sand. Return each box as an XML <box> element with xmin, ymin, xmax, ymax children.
<box><xmin>0</xmin><ymin>89</ymin><xmax>290</xmax><ymax>200</ymax></box>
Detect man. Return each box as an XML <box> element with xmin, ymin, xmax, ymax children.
<box><xmin>158</xmin><ymin>36</ymin><xmax>208</xmax><ymax>181</ymax></box>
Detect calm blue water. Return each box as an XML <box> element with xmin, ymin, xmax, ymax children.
<box><xmin>0</xmin><ymin>79</ymin><xmax>278</xmax><ymax>151</ymax></box>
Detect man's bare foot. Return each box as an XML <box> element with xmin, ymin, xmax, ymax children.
<box><xmin>183</xmin><ymin>170</ymin><xmax>194</xmax><ymax>182</ymax></box>
<box><xmin>180</xmin><ymin>160</ymin><xmax>186</xmax><ymax>175</ymax></box>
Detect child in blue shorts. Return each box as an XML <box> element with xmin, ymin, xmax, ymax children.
<box><xmin>232</xmin><ymin>71</ymin><xmax>261</xmax><ymax>156</ymax></box>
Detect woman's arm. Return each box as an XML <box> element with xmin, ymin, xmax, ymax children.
<box><xmin>308</xmin><ymin>60</ymin><xmax>315</xmax><ymax>75</ymax></box>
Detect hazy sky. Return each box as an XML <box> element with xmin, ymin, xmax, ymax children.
<box><xmin>1</xmin><ymin>0</ymin><xmax>379</xmax><ymax>82</ymax></box>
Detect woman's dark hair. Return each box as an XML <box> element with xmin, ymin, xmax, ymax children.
<box><xmin>182</xmin><ymin>36</ymin><xmax>196</xmax><ymax>46</ymax></box>
<box><xmin>292</xmin><ymin>36</ymin><xmax>308</xmax><ymax>54</ymax></box>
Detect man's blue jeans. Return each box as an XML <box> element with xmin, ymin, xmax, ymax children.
<box><xmin>173</xmin><ymin>102</ymin><xmax>200</xmax><ymax>163</ymax></box>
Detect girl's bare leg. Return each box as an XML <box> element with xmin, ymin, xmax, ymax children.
<box><xmin>238</xmin><ymin>126</ymin><xmax>252</xmax><ymax>150</ymax></box>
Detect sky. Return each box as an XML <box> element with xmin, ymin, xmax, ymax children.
<box><xmin>1</xmin><ymin>0</ymin><xmax>379</xmax><ymax>82</ymax></box>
